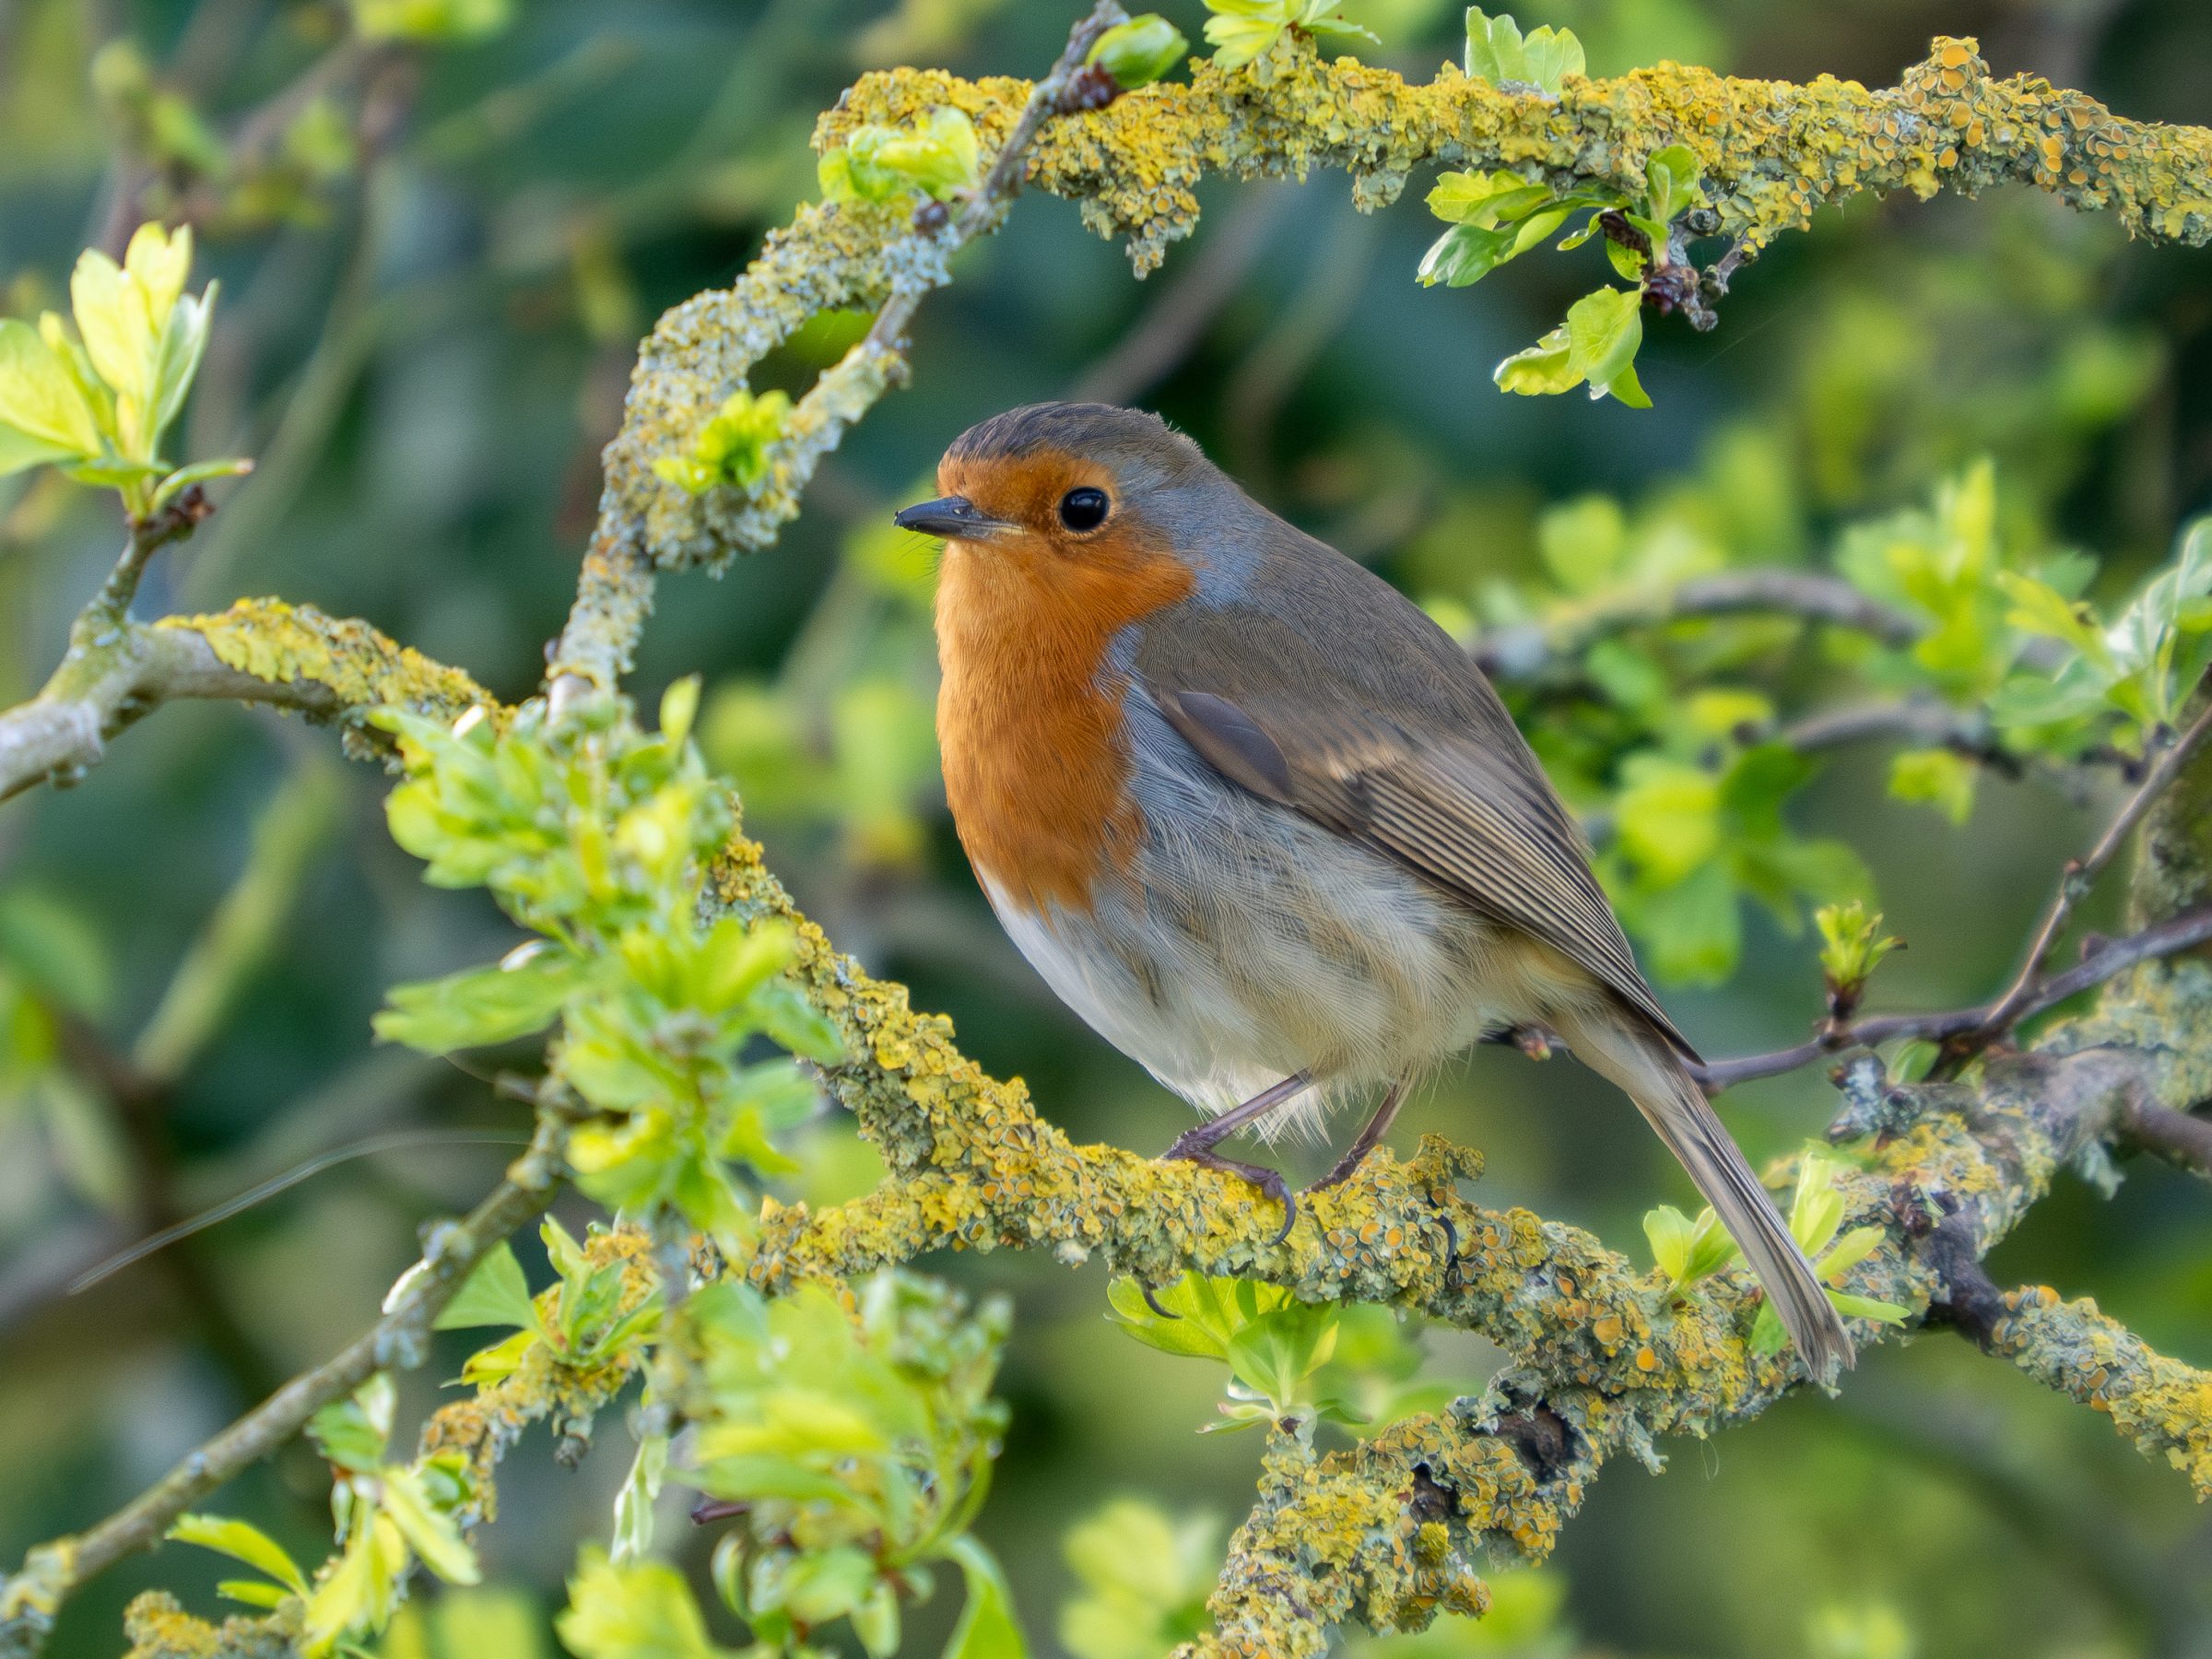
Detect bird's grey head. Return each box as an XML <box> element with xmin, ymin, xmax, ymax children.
<box><xmin>890</xmin><ymin>402</ymin><xmax>1265</xmax><ymax>598</ymax></box>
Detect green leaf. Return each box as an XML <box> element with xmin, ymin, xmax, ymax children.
<box><xmin>944</xmin><ymin>1535</ymin><xmax>1029</xmax><ymax>1659</ymax></box>
<box><xmin>1224</xmin><ymin>1300</ymin><xmax>1338</xmax><ymax>1413</ymax></box>
<box><xmin>379</xmin><ymin>1464</ymin><xmax>481</xmax><ymax>1586</ymax></box>
<box><xmin>351</xmin><ymin>0</ymin><xmax>512</xmax><ymax>41</ymax></box>
<box><xmin>216</xmin><ymin>1580</ymin><xmax>293</xmax><ymax>1609</ymax></box>
<box><xmin>1642</xmin><ymin>1203</ymin><xmax>1693</xmax><ymax>1282</ymax></box>
<box><xmin>433</xmin><ymin>1241</ymin><xmax>540</xmax><ymax>1333</ymax></box>
<box><xmin>1464</xmin><ymin>7</ymin><xmax>1584</xmax><ymax>94</ymax></box>
<box><xmin>1494</xmin><ymin>288</ymin><xmax>1649</xmax><ymax>405</ymax></box>
<box><xmin>0</xmin><ymin>887</ymin><xmax>112</xmax><ymax>1015</ymax></box>
<box><xmin>373</xmin><ymin>947</ymin><xmax>586</xmax><ymax>1054</ymax></box>
<box><xmin>1088</xmin><ymin>15</ymin><xmax>1189</xmax><ymax>88</ymax></box>
<box><xmin>1618</xmin><ymin>858</ymin><xmax>1741</xmax><ymax>985</ymax></box>
<box><xmin>168</xmin><ymin>1513</ymin><xmax>311</xmax><ymax>1597</ymax></box>
<box><xmin>1492</xmin><ymin>322</ymin><xmax>1578</xmax><ymax>397</ymax></box>
<box><xmin>558</xmin><ymin>1546</ymin><xmax>731</xmax><ymax>1659</ymax></box>
<box><xmin>1888</xmin><ymin>747</ymin><xmax>1976</xmax><ymax>825</ymax></box>
<box><xmin>1564</xmin><ymin>285</ymin><xmax>1648</xmax><ymax>405</ymax></box>
<box><xmin>149</xmin><ymin>454</ymin><xmax>253</xmax><ymax>513</ymax></box>
<box><xmin>1615</xmin><ymin>755</ymin><xmax>1721</xmax><ymax>884</ymax></box>
<box><xmin>1827</xmin><ymin>1291</ymin><xmax>1910</xmax><ymax>1324</ymax></box>
<box><xmin>309</xmin><ymin>1376</ymin><xmax>394</xmax><ymax>1473</ymax></box>
<box><xmin>0</xmin><ymin>318</ymin><xmax>102</xmax><ymax>463</ymax></box>
<box><xmin>1995</xmin><ymin>570</ymin><xmax>2111</xmax><ymax>665</ymax></box>
<box><xmin>1642</xmin><ymin>144</ymin><xmax>1705</xmax><ymax>222</ymax></box>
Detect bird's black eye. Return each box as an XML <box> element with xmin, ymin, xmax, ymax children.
<box><xmin>1058</xmin><ymin>486</ymin><xmax>1110</xmax><ymax>533</ymax></box>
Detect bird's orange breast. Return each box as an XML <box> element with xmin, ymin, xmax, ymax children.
<box><xmin>934</xmin><ymin>513</ymin><xmax>1194</xmax><ymax>916</ymax></box>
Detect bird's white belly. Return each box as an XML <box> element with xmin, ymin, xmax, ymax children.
<box><xmin>977</xmin><ymin>695</ymin><xmax>1542</xmax><ymax>1137</ymax></box>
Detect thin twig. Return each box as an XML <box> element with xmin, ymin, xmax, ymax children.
<box><xmin>1971</xmin><ymin>696</ymin><xmax>2212</xmax><ymax>1043</ymax></box>
<box><xmin>1696</xmin><ymin>903</ymin><xmax>2212</xmax><ymax>1089</ymax></box>
<box><xmin>1470</xmin><ymin>571</ymin><xmax>1922</xmax><ymax>680</ymax></box>
<box><xmin>2115</xmin><ymin>1096</ymin><xmax>2212</xmax><ymax>1182</ymax></box>
<box><xmin>0</xmin><ymin>1109</ymin><xmax>571</xmax><ymax>1644</ymax></box>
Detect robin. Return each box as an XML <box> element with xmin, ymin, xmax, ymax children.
<box><xmin>893</xmin><ymin>402</ymin><xmax>1853</xmax><ymax>1379</ymax></box>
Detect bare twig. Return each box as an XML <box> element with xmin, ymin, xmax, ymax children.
<box><xmin>1069</xmin><ymin>183</ymin><xmax>1291</xmax><ymax>406</ymax></box>
<box><xmin>0</xmin><ymin>1108</ymin><xmax>572</xmax><ymax>1652</ymax></box>
<box><xmin>1696</xmin><ymin>903</ymin><xmax>2212</xmax><ymax>1089</ymax></box>
<box><xmin>1470</xmin><ymin>571</ymin><xmax>1921</xmax><ymax>680</ymax></box>
<box><xmin>2116</xmin><ymin>1096</ymin><xmax>2212</xmax><ymax>1182</ymax></box>
<box><xmin>1969</xmin><ymin>698</ymin><xmax>2212</xmax><ymax>1044</ymax></box>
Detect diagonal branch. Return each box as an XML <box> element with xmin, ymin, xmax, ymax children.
<box><xmin>542</xmin><ymin>0</ymin><xmax>1130</xmax><ymax>705</ymax></box>
<box><xmin>0</xmin><ymin>1109</ymin><xmax>573</xmax><ymax>1656</ymax></box>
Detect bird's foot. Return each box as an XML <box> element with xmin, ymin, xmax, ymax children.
<box><xmin>1304</xmin><ymin>1140</ymin><xmax>1373</xmax><ymax>1194</ymax></box>
<box><xmin>1159</xmin><ymin>1130</ymin><xmax>1297</xmax><ymax>1245</ymax></box>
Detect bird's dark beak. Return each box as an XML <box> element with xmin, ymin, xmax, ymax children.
<box><xmin>892</xmin><ymin>495</ymin><xmax>1011</xmax><ymax>540</ymax></box>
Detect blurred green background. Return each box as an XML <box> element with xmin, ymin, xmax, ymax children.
<box><xmin>4</xmin><ymin>0</ymin><xmax>2211</xmax><ymax>1654</ymax></box>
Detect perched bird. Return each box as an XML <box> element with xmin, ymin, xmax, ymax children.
<box><xmin>894</xmin><ymin>402</ymin><xmax>1853</xmax><ymax>1379</ymax></box>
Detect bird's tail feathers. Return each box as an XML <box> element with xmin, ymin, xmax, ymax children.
<box><xmin>1551</xmin><ymin>1006</ymin><xmax>1855</xmax><ymax>1383</ymax></box>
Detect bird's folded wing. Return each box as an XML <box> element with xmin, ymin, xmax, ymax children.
<box><xmin>1146</xmin><ymin>680</ymin><xmax>1696</xmax><ymax>1062</ymax></box>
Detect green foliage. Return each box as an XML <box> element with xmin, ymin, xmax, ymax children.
<box><xmin>350</xmin><ymin>0</ymin><xmax>514</xmax><ymax>42</ymax></box>
<box><xmin>818</xmin><ymin>107</ymin><xmax>982</xmax><ymax>205</ymax></box>
<box><xmin>701</xmin><ymin>673</ymin><xmax>939</xmax><ymax>874</ymax></box>
<box><xmin>1201</xmin><ymin>0</ymin><xmax>1379</xmax><ymax>71</ymax></box>
<box><xmin>1462</xmin><ymin>8</ymin><xmax>1586</xmax><ymax>93</ymax></box>
<box><xmin>430</xmin><ymin>1219</ymin><xmax>661</xmax><ymax>1386</ymax></box>
<box><xmin>166</xmin><ymin>1515</ymin><xmax>312</xmax><ymax>1612</ymax></box>
<box><xmin>1642</xmin><ymin>1148</ymin><xmax>1909</xmax><ymax>1347</ymax></box>
<box><xmin>1494</xmin><ymin>285</ymin><xmax>1651</xmax><ymax>407</ymax></box>
<box><xmin>171</xmin><ymin>1378</ymin><xmax>481</xmax><ymax>1654</ymax></box>
<box><xmin>558</xmin><ymin>1548</ymin><xmax>733</xmax><ymax>1659</ymax></box>
<box><xmin>658</xmin><ymin>1272</ymin><xmax>1017</xmax><ymax>1657</ymax></box>
<box><xmin>1806</xmin><ymin>1600</ymin><xmax>1918</xmax><ymax>1659</ymax></box>
<box><xmin>1989</xmin><ymin>519</ymin><xmax>2212</xmax><ymax>751</ymax></box>
<box><xmin>0</xmin><ymin>888</ymin><xmax>127</xmax><ymax>1212</ymax></box>
<box><xmin>1087</xmin><ymin>16</ymin><xmax>1190</xmax><ymax>89</ymax></box>
<box><xmin>1606</xmin><ymin>743</ymin><xmax>1869</xmax><ymax>986</ymax></box>
<box><xmin>1814</xmin><ymin>900</ymin><xmax>1901</xmax><ymax>1013</ymax></box>
<box><xmin>299</xmin><ymin>1376</ymin><xmax>482</xmax><ymax>1653</ymax></box>
<box><xmin>1105</xmin><ymin>1273</ymin><xmax>1370</xmax><ymax>1435</ymax></box>
<box><xmin>371</xmin><ymin>687</ymin><xmax>836</xmax><ymax>1242</ymax></box>
<box><xmin>379</xmin><ymin>1587</ymin><xmax>551</xmax><ymax>1659</ymax></box>
<box><xmin>1057</xmin><ymin>1498</ymin><xmax>1220</xmax><ymax>1659</ymax></box>
<box><xmin>654</xmin><ymin>388</ymin><xmax>794</xmax><ymax>499</ymax></box>
<box><xmin>1643</xmin><ymin>1201</ymin><xmax>1739</xmax><ymax>1296</ymax></box>
<box><xmin>0</xmin><ymin>221</ymin><xmax>247</xmax><ymax>515</ymax></box>
<box><xmin>1422</xmin><ymin>13</ymin><xmax>1711</xmax><ymax>407</ymax></box>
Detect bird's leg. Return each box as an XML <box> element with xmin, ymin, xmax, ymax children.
<box><xmin>1307</xmin><ymin>1076</ymin><xmax>1411</xmax><ymax>1194</ymax></box>
<box><xmin>1159</xmin><ymin>1071</ymin><xmax>1311</xmax><ymax>1244</ymax></box>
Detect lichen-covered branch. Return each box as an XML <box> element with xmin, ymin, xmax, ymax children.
<box><xmin>0</xmin><ymin>596</ymin><xmax>493</xmax><ymax>804</ymax></box>
<box><xmin>0</xmin><ymin>1109</ymin><xmax>571</xmax><ymax>1659</ymax></box>
<box><xmin>542</xmin><ymin>1</ymin><xmax>1129</xmax><ymax>699</ymax></box>
<box><xmin>547</xmin><ymin>31</ymin><xmax>2212</xmax><ymax>691</ymax></box>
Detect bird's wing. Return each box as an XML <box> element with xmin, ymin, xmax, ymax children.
<box><xmin>1135</xmin><ymin>604</ymin><xmax>1695</xmax><ymax>1061</ymax></box>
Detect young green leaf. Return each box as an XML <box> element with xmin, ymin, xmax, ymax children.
<box><xmin>168</xmin><ymin>1514</ymin><xmax>312</xmax><ymax>1598</ymax></box>
<box><xmin>432</xmin><ymin>1240</ymin><xmax>540</xmax><ymax>1333</ymax></box>
<box><xmin>1088</xmin><ymin>15</ymin><xmax>1189</xmax><ymax>88</ymax></box>
<box><xmin>945</xmin><ymin>1535</ymin><xmax>1030</xmax><ymax>1659</ymax></box>
<box><xmin>1464</xmin><ymin>8</ymin><xmax>1584</xmax><ymax>95</ymax></box>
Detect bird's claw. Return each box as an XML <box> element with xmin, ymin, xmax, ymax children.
<box><xmin>1158</xmin><ymin>1135</ymin><xmax>1297</xmax><ymax>1245</ymax></box>
<box><xmin>1304</xmin><ymin>1141</ymin><xmax>1372</xmax><ymax>1194</ymax></box>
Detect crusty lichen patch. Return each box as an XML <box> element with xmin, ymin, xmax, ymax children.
<box><xmin>163</xmin><ymin>599</ymin><xmax>496</xmax><ymax>761</ymax></box>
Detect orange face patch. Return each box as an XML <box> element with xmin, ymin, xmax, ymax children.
<box><xmin>932</xmin><ymin>446</ymin><xmax>1194</xmax><ymax>914</ymax></box>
